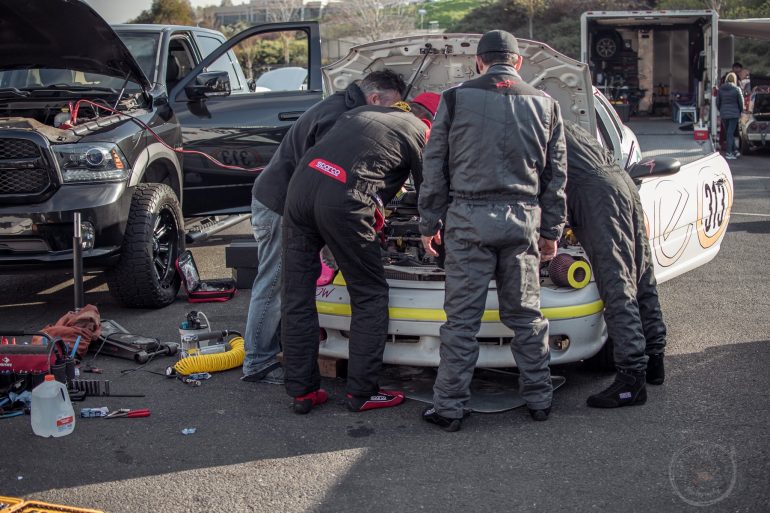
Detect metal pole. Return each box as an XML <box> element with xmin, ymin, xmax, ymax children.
<box><xmin>73</xmin><ymin>212</ymin><xmax>84</xmax><ymax>311</ymax></box>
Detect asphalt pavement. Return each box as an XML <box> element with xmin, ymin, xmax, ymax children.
<box><xmin>1</xmin><ymin>151</ymin><xmax>769</xmax><ymax>512</ymax></box>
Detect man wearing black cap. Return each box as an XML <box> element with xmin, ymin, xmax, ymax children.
<box><xmin>419</xmin><ymin>29</ymin><xmax>567</xmax><ymax>431</ymax></box>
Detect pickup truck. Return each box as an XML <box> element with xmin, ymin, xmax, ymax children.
<box><xmin>0</xmin><ymin>0</ymin><xmax>323</xmax><ymax>307</ymax></box>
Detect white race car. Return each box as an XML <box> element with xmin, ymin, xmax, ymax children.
<box><xmin>315</xmin><ymin>34</ymin><xmax>733</xmax><ymax>368</ymax></box>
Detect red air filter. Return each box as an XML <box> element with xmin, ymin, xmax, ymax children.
<box><xmin>548</xmin><ymin>254</ymin><xmax>591</xmax><ymax>289</ymax></box>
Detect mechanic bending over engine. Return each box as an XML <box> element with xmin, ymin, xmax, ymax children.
<box><xmin>282</xmin><ymin>97</ymin><xmax>437</xmax><ymax>414</ymax></box>
<box><xmin>563</xmin><ymin>121</ymin><xmax>667</xmax><ymax>408</ymax></box>
<box><xmin>242</xmin><ymin>71</ymin><xmax>406</xmax><ymax>385</ymax></box>
<box><xmin>419</xmin><ymin>30</ymin><xmax>567</xmax><ymax>432</ymax></box>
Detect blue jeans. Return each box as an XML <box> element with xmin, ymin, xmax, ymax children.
<box><xmin>243</xmin><ymin>197</ymin><xmax>283</xmax><ymax>376</ymax></box>
<box><xmin>724</xmin><ymin>117</ymin><xmax>738</xmax><ymax>154</ymax></box>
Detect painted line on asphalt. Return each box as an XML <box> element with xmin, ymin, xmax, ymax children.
<box><xmin>731</xmin><ymin>212</ymin><xmax>770</xmax><ymax>217</ymax></box>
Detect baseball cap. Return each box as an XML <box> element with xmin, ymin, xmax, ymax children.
<box><xmin>412</xmin><ymin>92</ymin><xmax>441</xmax><ymax>117</ymax></box>
<box><xmin>477</xmin><ymin>30</ymin><xmax>520</xmax><ymax>55</ymax></box>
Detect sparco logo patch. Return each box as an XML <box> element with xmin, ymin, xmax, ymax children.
<box><xmin>309</xmin><ymin>158</ymin><xmax>347</xmax><ymax>183</ymax></box>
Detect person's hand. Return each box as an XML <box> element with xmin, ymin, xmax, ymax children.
<box><xmin>421</xmin><ymin>230</ymin><xmax>442</xmax><ymax>257</ymax></box>
<box><xmin>538</xmin><ymin>236</ymin><xmax>557</xmax><ymax>262</ymax></box>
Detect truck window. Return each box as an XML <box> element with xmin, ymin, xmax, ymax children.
<box><xmin>168</xmin><ymin>35</ymin><xmax>197</xmax><ymax>91</ymax></box>
<box><xmin>234</xmin><ymin>30</ymin><xmax>309</xmax><ymax>93</ymax></box>
<box><xmin>115</xmin><ymin>32</ymin><xmax>161</xmax><ymax>83</ymax></box>
<box><xmin>196</xmin><ymin>34</ymin><xmax>245</xmax><ymax>93</ymax></box>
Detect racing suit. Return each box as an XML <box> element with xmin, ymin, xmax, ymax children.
<box><xmin>242</xmin><ymin>83</ymin><xmax>369</xmax><ymax>379</ymax></box>
<box><xmin>563</xmin><ymin>121</ymin><xmax>667</xmax><ymax>370</ymax></box>
<box><xmin>418</xmin><ymin>64</ymin><xmax>567</xmax><ymax>418</ymax></box>
<box><xmin>282</xmin><ymin>105</ymin><xmax>426</xmax><ymax>398</ymax></box>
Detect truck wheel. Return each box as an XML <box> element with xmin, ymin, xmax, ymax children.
<box><xmin>585</xmin><ymin>338</ymin><xmax>616</xmax><ymax>372</ymax></box>
<box><xmin>107</xmin><ymin>183</ymin><xmax>184</xmax><ymax>308</ymax></box>
<box><xmin>593</xmin><ymin>31</ymin><xmax>621</xmax><ymax>61</ymax></box>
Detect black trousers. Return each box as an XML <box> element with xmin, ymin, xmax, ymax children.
<box><xmin>282</xmin><ymin>170</ymin><xmax>388</xmax><ymax>398</ymax></box>
<box><xmin>569</xmin><ymin>172</ymin><xmax>667</xmax><ymax>371</ymax></box>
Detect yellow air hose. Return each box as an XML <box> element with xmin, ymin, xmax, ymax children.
<box><xmin>172</xmin><ymin>335</ymin><xmax>245</xmax><ymax>376</ymax></box>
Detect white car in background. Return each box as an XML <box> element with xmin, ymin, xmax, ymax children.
<box><xmin>315</xmin><ymin>34</ymin><xmax>733</xmax><ymax>368</ymax></box>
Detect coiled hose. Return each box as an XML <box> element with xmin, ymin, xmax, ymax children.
<box><xmin>172</xmin><ymin>334</ymin><xmax>245</xmax><ymax>376</ymax></box>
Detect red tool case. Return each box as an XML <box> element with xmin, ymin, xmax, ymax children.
<box><xmin>175</xmin><ymin>249</ymin><xmax>236</xmax><ymax>303</ymax></box>
<box><xmin>0</xmin><ymin>332</ymin><xmax>70</xmax><ymax>392</ymax></box>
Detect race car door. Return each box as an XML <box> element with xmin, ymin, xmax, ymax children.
<box><xmin>171</xmin><ymin>22</ymin><xmax>323</xmax><ymax>216</ymax></box>
<box><xmin>635</xmin><ymin>152</ymin><xmax>733</xmax><ymax>284</ymax></box>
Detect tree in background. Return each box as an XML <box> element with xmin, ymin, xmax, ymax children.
<box><xmin>132</xmin><ymin>0</ymin><xmax>195</xmax><ymax>25</ymax></box>
<box><xmin>267</xmin><ymin>0</ymin><xmax>304</xmax><ymax>64</ymax></box>
<box><xmin>325</xmin><ymin>0</ymin><xmax>417</xmax><ymax>42</ymax></box>
<box><xmin>513</xmin><ymin>0</ymin><xmax>547</xmax><ymax>39</ymax></box>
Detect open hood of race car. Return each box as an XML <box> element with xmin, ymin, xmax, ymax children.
<box><xmin>323</xmin><ymin>34</ymin><xmax>596</xmax><ymax>135</ymax></box>
<box><xmin>0</xmin><ymin>0</ymin><xmax>151</xmax><ymax>90</ymax></box>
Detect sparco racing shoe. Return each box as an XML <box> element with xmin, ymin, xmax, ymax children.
<box><xmin>293</xmin><ymin>389</ymin><xmax>329</xmax><ymax>414</ymax></box>
<box><xmin>422</xmin><ymin>406</ymin><xmax>463</xmax><ymax>432</ymax></box>
<box><xmin>346</xmin><ymin>390</ymin><xmax>405</xmax><ymax>412</ymax></box>
<box><xmin>586</xmin><ymin>369</ymin><xmax>647</xmax><ymax>408</ymax></box>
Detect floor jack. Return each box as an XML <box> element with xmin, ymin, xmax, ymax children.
<box><xmin>92</xmin><ymin>319</ymin><xmax>178</xmax><ymax>364</ymax></box>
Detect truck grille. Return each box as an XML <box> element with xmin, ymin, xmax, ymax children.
<box><xmin>0</xmin><ymin>138</ymin><xmax>39</xmax><ymax>159</ymax></box>
<box><xmin>0</xmin><ymin>137</ymin><xmax>53</xmax><ymax>198</ymax></box>
<box><xmin>0</xmin><ymin>169</ymin><xmax>50</xmax><ymax>194</ymax></box>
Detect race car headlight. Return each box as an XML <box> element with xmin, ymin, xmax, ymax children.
<box><xmin>53</xmin><ymin>143</ymin><xmax>131</xmax><ymax>183</ymax></box>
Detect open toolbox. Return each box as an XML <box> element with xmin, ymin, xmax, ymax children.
<box><xmin>175</xmin><ymin>249</ymin><xmax>236</xmax><ymax>302</ymax></box>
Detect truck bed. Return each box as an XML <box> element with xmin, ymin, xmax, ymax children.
<box><xmin>627</xmin><ymin>118</ymin><xmax>714</xmax><ymax>165</ymax></box>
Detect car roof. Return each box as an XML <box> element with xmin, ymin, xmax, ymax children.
<box><xmin>111</xmin><ymin>24</ymin><xmax>225</xmax><ymax>38</ymax></box>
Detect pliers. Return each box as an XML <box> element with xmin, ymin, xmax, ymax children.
<box><xmin>105</xmin><ymin>408</ymin><xmax>151</xmax><ymax>419</ymax></box>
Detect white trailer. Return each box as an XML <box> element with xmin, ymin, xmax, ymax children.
<box><xmin>580</xmin><ymin>10</ymin><xmax>726</xmax><ymax>146</ymax></box>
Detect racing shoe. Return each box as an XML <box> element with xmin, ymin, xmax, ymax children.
<box><xmin>346</xmin><ymin>390</ymin><xmax>405</xmax><ymax>412</ymax></box>
<box><xmin>586</xmin><ymin>369</ymin><xmax>647</xmax><ymax>408</ymax></box>
<box><xmin>422</xmin><ymin>406</ymin><xmax>464</xmax><ymax>432</ymax></box>
<box><xmin>646</xmin><ymin>353</ymin><xmax>665</xmax><ymax>385</ymax></box>
<box><xmin>293</xmin><ymin>389</ymin><xmax>328</xmax><ymax>414</ymax></box>
<box><xmin>528</xmin><ymin>406</ymin><xmax>551</xmax><ymax>421</ymax></box>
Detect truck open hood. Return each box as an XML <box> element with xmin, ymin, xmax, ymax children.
<box><xmin>323</xmin><ymin>34</ymin><xmax>596</xmax><ymax>135</ymax></box>
<box><xmin>0</xmin><ymin>0</ymin><xmax>151</xmax><ymax>90</ymax></box>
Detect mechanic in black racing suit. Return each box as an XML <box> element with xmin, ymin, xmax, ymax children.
<box><xmin>281</xmin><ymin>100</ymin><xmax>434</xmax><ymax>414</ymax></box>
<box><xmin>563</xmin><ymin>121</ymin><xmax>667</xmax><ymax>408</ymax></box>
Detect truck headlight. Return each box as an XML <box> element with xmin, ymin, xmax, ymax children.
<box><xmin>53</xmin><ymin>143</ymin><xmax>131</xmax><ymax>183</ymax></box>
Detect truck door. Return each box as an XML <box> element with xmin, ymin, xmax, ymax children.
<box><xmin>170</xmin><ymin>22</ymin><xmax>323</xmax><ymax>216</ymax></box>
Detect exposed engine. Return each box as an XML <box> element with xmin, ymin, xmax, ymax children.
<box><xmin>0</xmin><ymin>94</ymin><xmax>144</xmax><ymax>142</ymax></box>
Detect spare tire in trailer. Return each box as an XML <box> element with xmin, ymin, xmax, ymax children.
<box><xmin>593</xmin><ymin>30</ymin><xmax>622</xmax><ymax>61</ymax></box>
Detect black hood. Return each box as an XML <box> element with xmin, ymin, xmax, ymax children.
<box><xmin>0</xmin><ymin>0</ymin><xmax>151</xmax><ymax>90</ymax></box>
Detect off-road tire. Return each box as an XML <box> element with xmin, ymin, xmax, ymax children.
<box><xmin>107</xmin><ymin>183</ymin><xmax>184</xmax><ymax>308</ymax></box>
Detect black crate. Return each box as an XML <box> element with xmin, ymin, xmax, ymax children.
<box><xmin>225</xmin><ymin>240</ymin><xmax>258</xmax><ymax>269</ymax></box>
<box><xmin>233</xmin><ymin>267</ymin><xmax>258</xmax><ymax>289</ymax></box>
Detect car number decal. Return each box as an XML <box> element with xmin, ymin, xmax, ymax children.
<box><xmin>697</xmin><ymin>173</ymin><xmax>732</xmax><ymax>248</ymax></box>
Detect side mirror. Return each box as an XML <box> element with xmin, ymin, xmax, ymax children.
<box><xmin>185</xmin><ymin>71</ymin><xmax>231</xmax><ymax>100</ymax></box>
<box><xmin>627</xmin><ymin>156</ymin><xmax>681</xmax><ymax>180</ymax></box>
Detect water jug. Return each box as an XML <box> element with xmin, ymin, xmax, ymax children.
<box><xmin>31</xmin><ymin>375</ymin><xmax>75</xmax><ymax>437</ymax></box>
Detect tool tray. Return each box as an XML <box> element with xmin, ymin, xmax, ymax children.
<box><xmin>176</xmin><ymin>249</ymin><xmax>236</xmax><ymax>303</ymax></box>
